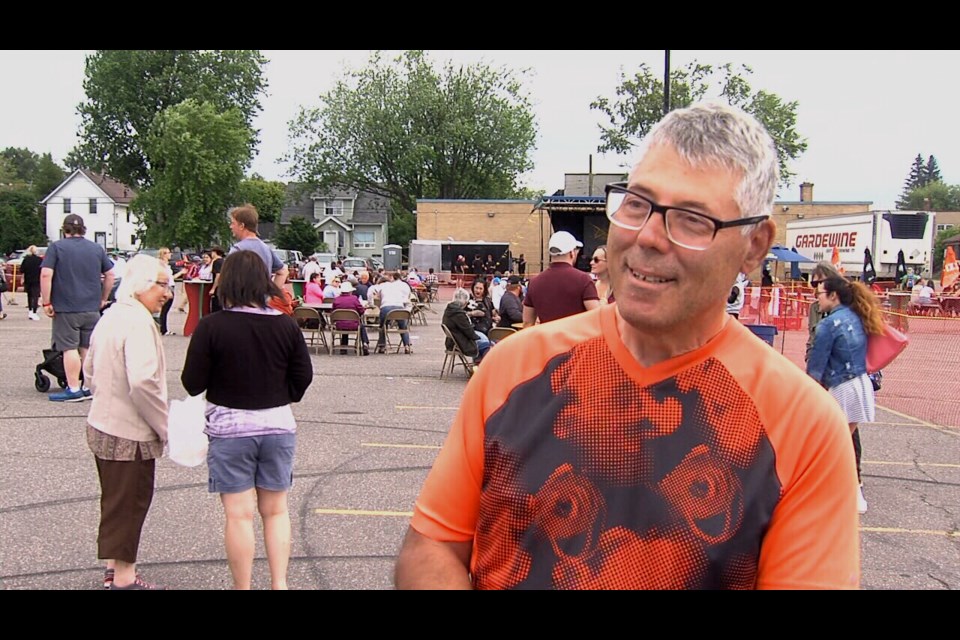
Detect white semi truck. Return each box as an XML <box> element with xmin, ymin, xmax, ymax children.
<box><xmin>785</xmin><ymin>211</ymin><xmax>935</xmax><ymax>278</ymax></box>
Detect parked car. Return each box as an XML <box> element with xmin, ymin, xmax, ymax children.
<box><xmin>341</xmin><ymin>256</ymin><xmax>377</xmax><ymax>274</ymax></box>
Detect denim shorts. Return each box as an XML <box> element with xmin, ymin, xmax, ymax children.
<box><xmin>207</xmin><ymin>433</ymin><xmax>296</xmax><ymax>494</ymax></box>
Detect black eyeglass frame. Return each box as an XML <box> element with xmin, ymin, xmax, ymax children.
<box><xmin>604</xmin><ymin>182</ymin><xmax>770</xmax><ymax>250</ymax></box>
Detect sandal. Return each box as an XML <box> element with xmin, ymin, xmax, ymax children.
<box><xmin>404</xmin><ymin>345</ymin><xmax>413</xmax><ymax>354</ymax></box>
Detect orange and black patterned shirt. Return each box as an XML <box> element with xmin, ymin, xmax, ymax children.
<box><xmin>411</xmin><ymin>304</ymin><xmax>860</xmax><ymax>589</ymax></box>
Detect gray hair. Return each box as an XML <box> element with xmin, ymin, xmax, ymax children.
<box><xmin>452</xmin><ymin>287</ymin><xmax>471</xmax><ymax>307</ymax></box>
<box><xmin>115</xmin><ymin>254</ymin><xmax>166</xmax><ymax>300</ymax></box>
<box><xmin>641</xmin><ymin>101</ymin><xmax>778</xmax><ymax>222</ymax></box>
<box><xmin>811</xmin><ymin>260</ymin><xmax>842</xmax><ymax>280</ymax></box>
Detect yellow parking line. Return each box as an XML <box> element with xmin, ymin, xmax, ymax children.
<box><xmin>314</xmin><ymin>508</ymin><xmax>413</xmax><ymax>517</ymax></box>
<box><xmin>875</xmin><ymin>405</ymin><xmax>960</xmax><ymax>435</ymax></box>
<box><xmin>861</xmin><ymin>526</ymin><xmax>960</xmax><ymax>538</ymax></box>
<box><xmin>864</xmin><ymin>460</ymin><xmax>960</xmax><ymax>469</ymax></box>
<box><xmin>395</xmin><ymin>405</ymin><xmax>459</xmax><ymax>410</ymax></box>
<box><xmin>361</xmin><ymin>442</ymin><xmax>441</xmax><ymax>450</ymax></box>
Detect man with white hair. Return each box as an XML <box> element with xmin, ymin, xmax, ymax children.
<box><xmin>396</xmin><ymin>102</ymin><xmax>859</xmax><ymax>590</ymax></box>
<box><xmin>521</xmin><ymin>230</ymin><xmax>600</xmax><ymax>327</ymax></box>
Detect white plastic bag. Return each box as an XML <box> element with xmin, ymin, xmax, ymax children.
<box><xmin>167</xmin><ymin>394</ymin><xmax>208</xmax><ymax>467</ymax></box>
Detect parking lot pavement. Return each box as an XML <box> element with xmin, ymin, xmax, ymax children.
<box><xmin>0</xmin><ymin>291</ymin><xmax>956</xmax><ymax>589</ymax></box>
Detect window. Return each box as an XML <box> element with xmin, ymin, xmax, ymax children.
<box><xmin>131</xmin><ymin>234</ymin><xmax>137</xmax><ymax>246</ymax></box>
<box><xmin>63</xmin><ymin>198</ymin><xmax>71</xmax><ymax>213</ymax></box>
<box><xmin>325</xmin><ymin>200</ymin><xmax>343</xmax><ymax>216</ymax></box>
<box><xmin>89</xmin><ymin>198</ymin><xmax>98</xmax><ymax>214</ymax></box>
<box><xmin>354</xmin><ymin>230</ymin><xmax>375</xmax><ymax>249</ymax></box>
<box><xmin>937</xmin><ymin>223</ymin><xmax>955</xmax><ymax>232</ymax></box>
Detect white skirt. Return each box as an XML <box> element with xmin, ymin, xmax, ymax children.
<box><xmin>830</xmin><ymin>373</ymin><xmax>875</xmax><ymax>424</ymax></box>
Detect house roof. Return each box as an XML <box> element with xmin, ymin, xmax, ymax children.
<box><xmin>40</xmin><ymin>168</ymin><xmax>136</xmax><ymax>204</ymax></box>
<box><xmin>280</xmin><ymin>182</ymin><xmax>389</xmax><ymax>226</ymax></box>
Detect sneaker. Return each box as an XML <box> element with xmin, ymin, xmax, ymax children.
<box><xmin>103</xmin><ymin>568</ymin><xmax>115</xmax><ymax>589</ymax></box>
<box><xmin>49</xmin><ymin>388</ymin><xmax>86</xmax><ymax>403</ymax></box>
<box><xmin>109</xmin><ymin>575</ymin><xmax>165</xmax><ymax>590</ymax></box>
<box><xmin>82</xmin><ymin>387</ymin><xmax>93</xmax><ymax>399</ymax></box>
<box><xmin>857</xmin><ymin>486</ymin><xmax>868</xmax><ymax>515</ymax></box>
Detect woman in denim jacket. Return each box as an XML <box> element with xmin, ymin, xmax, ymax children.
<box><xmin>807</xmin><ymin>275</ymin><xmax>885</xmax><ymax>514</ymax></box>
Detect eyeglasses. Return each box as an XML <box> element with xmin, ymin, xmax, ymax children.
<box><xmin>604</xmin><ymin>182</ymin><xmax>770</xmax><ymax>251</ymax></box>
<box><xmin>810</xmin><ymin>279</ymin><xmax>823</xmax><ymax>288</ymax></box>
<box><xmin>591</xmin><ymin>257</ymin><xmax>606</xmax><ymax>263</ymax></box>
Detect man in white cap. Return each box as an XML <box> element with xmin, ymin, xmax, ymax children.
<box><xmin>521</xmin><ymin>230</ymin><xmax>599</xmax><ymax>326</ymax></box>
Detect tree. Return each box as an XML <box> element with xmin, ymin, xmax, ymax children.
<box><xmin>591</xmin><ymin>62</ymin><xmax>807</xmax><ymax>188</ymax></box>
<box><xmin>925</xmin><ymin>155</ymin><xmax>942</xmax><ymax>185</ymax></box>
<box><xmin>933</xmin><ymin>226</ymin><xmax>958</xmax><ymax>274</ymax></box>
<box><xmin>0</xmin><ymin>190</ymin><xmax>47</xmax><ymax>255</ymax></box>
<box><xmin>287</xmin><ymin>50</ymin><xmax>538</xmax><ymax>226</ymax></box>
<box><xmin>898</xmin><ymin>181</ymin><xmax>960</xmax><ymax>211</ymax></box>
<box><xmin>32</xmin><ymin>154</ymin><xmax>67</xmax><ymax>203</ymax></box>
<box><xmin>133</xmin><ymin>99</ymin><xmax>253</xmax><ymax>250</ymax></box>
<box><xmin>235</xmin><ymin>175</ymin><xmax>286</xmax><ymax>223</ymax></box>
<box><xmin>897</xmin><ymin>153</ymin><xmax>945</xmax><ymax>208</ymax></box>
<box><xmin>274</xmin><ymin>216</ymin><xmax>321</xmax><ymax>255</ymax></box>
<box><xmin>71</xmin><ymin>50</ymin><xmax>268</xmax><ymax>189</ymax></box>
<box><xmin>0</xmin><ymin>148</ymin><xmax>66</xmax><ymax>200</ymax></box>
<box><xmin>1</xmin><ymin>147</ymin><xmax>40</xmax><ymax>183</ymax></box>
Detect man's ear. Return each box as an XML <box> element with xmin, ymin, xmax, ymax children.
<box><xmin>741</xmin><ymin>219</ymin><xmax>776</xmax><ymax>274</ymax></box>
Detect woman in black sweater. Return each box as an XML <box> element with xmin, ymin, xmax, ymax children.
<box><xmin>181</xmin><ymin>250</ymin><xmax>313</xmax><ymax>590</ymax></box>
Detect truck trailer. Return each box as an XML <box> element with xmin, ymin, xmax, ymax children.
<box><xmin>785</xmin><ymin>211</ymin><xmax>935</xmax><ymax>278</ymax></box>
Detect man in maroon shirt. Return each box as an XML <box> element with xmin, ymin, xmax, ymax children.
<box><xmin>523</xmin><ymin>231</ymin><xmax>600</xmax><ymax>326</ymax></box>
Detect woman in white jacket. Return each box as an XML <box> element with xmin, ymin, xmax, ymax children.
<box><xmin>84</xmin><ymin>254</ymin><xmax>172</xmax><ymax>590</ymax></box>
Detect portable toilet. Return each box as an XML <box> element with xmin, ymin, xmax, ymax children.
<box><xmin>383</xmin><ymin>244</ymin><xmax>402</xmax><ymax>271</ymax></box>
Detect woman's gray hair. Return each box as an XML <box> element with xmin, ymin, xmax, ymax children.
<box><xmin>641</xmin><ymin>101</ymin><xmax>779</xmax><ymax>221</ymax></box>
<box><xmin>812</xmin><ymin>260</ymin><xmax>843</xmax><ymax>280</ymax></box>
<box><xmin>452</xmin><ymin>287</ymin><xmax>471</xmax><ymax>307</ymax></box>
<box><xmin>115</xmin><ymin>254</ymin><xmax>165</xmax><ymax>300</ymax></box>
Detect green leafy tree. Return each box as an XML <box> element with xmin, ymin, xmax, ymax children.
<box><xmin>274</xmin><ymin>216</ymin><xmax>321</xmax><ymax>255</ymax></box>
<box><xmin>1</xmin><ymin>147</ymin><xmax>39</xmax><ymax>183</ymax></box>
<box><xmin>0</xmin><ymin>190</ymin><xmax>47</xmax><ymax>255</ymax></box>
<box><xmin>898</xmin><ymin>181</ymin><xmax>960</xmax><ymax>211</ymax></box>
<box><xmin>72</xmin><ymin>50</ymin><xmax>268</xmax><ymax>189</ymax></box>
<box><xmin>235</xmin><ymin>175</ymin><xmax>286</xmax><ymax>223</ymax></box>
<box><xmin>897</xmin><ymin>154</ymin><xmax>945</xmax><ymax>208</ymax></box>
<box><xmin>591</xmin><ymin>62</ymin><xmax>807</xmax><ymax>188</ymax></box>
<box><xmin>287</xmin><ymin>50</ymin><xmax>538</xmax><ymax>227</ymax></box>
<box><xmin>134</xmin><ymin>99</ymin><xmax>253</xmax><ymax>250</ymax></box>
<box><xmin>32</xmin><ymin>154</ymin><xmax>67</xmax><ymax>203</ymax></box>
<box><xmin>933</xmin><ymin>226</ymin><xmax>959</xmax><ymax>274</ymax></box>
<box><xmin>0</xmin><ymin>157</ymin><xmax>17</xmax><ymax>187</ymax></box>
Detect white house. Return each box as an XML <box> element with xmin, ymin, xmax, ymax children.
<box><xmin>41</xmin><ymin>169</ymin><xmax>138</xmax><ymax>251</ymax></box>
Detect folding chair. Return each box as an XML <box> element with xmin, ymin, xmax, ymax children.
<box><xmin>409</xmin><ymin>293</ymin><xmax>429</xmax><ymax>326</ymax></box>
<box><xmin>487</xmin><ymin>326</ymin><xmax>518</xmax><ymax>343</ymax></box>
<box><xmin>328</xmin><ymin>309</ymin><xmax>363</xmax><ymax>356</ymax></box>
<box><xmin>427</xmin><ymin>281</ymin><xmax>440</xmax><ymax>303</ymax></box>
<box><xmin>383</xmin><ymin>308</ymin><xmax>412</xmax><ymax>353</ymax></box>
<box><xmin>440</xmin><ymin>324</ymin><xmax>474</xmax><ymax>379</ymax></box>
<box><xmin>293</xmin><ymin>306</ymin><xmax>328</xmax><ymax>354</ymax></box>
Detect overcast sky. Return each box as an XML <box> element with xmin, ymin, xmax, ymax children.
<box><xmin>2</xmin><ymin>50</ymin><xmax>957</xmax><ymax>209</ymax></box>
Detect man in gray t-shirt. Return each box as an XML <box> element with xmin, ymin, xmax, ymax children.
<box><xmin>40</xmin><ymin>214</ymin><xmax>115</xmax><ymax>402</ymax></box>
<box><xmin>228</xmin><ymin>204</ymin><xmax>288</xmax><ymax>287</ymax></box>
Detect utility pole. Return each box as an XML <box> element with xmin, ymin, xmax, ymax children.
<box><xmin>663</xmin><ymin>50</ymin><xmax>671</xmax><ymax>116</ymax></box>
